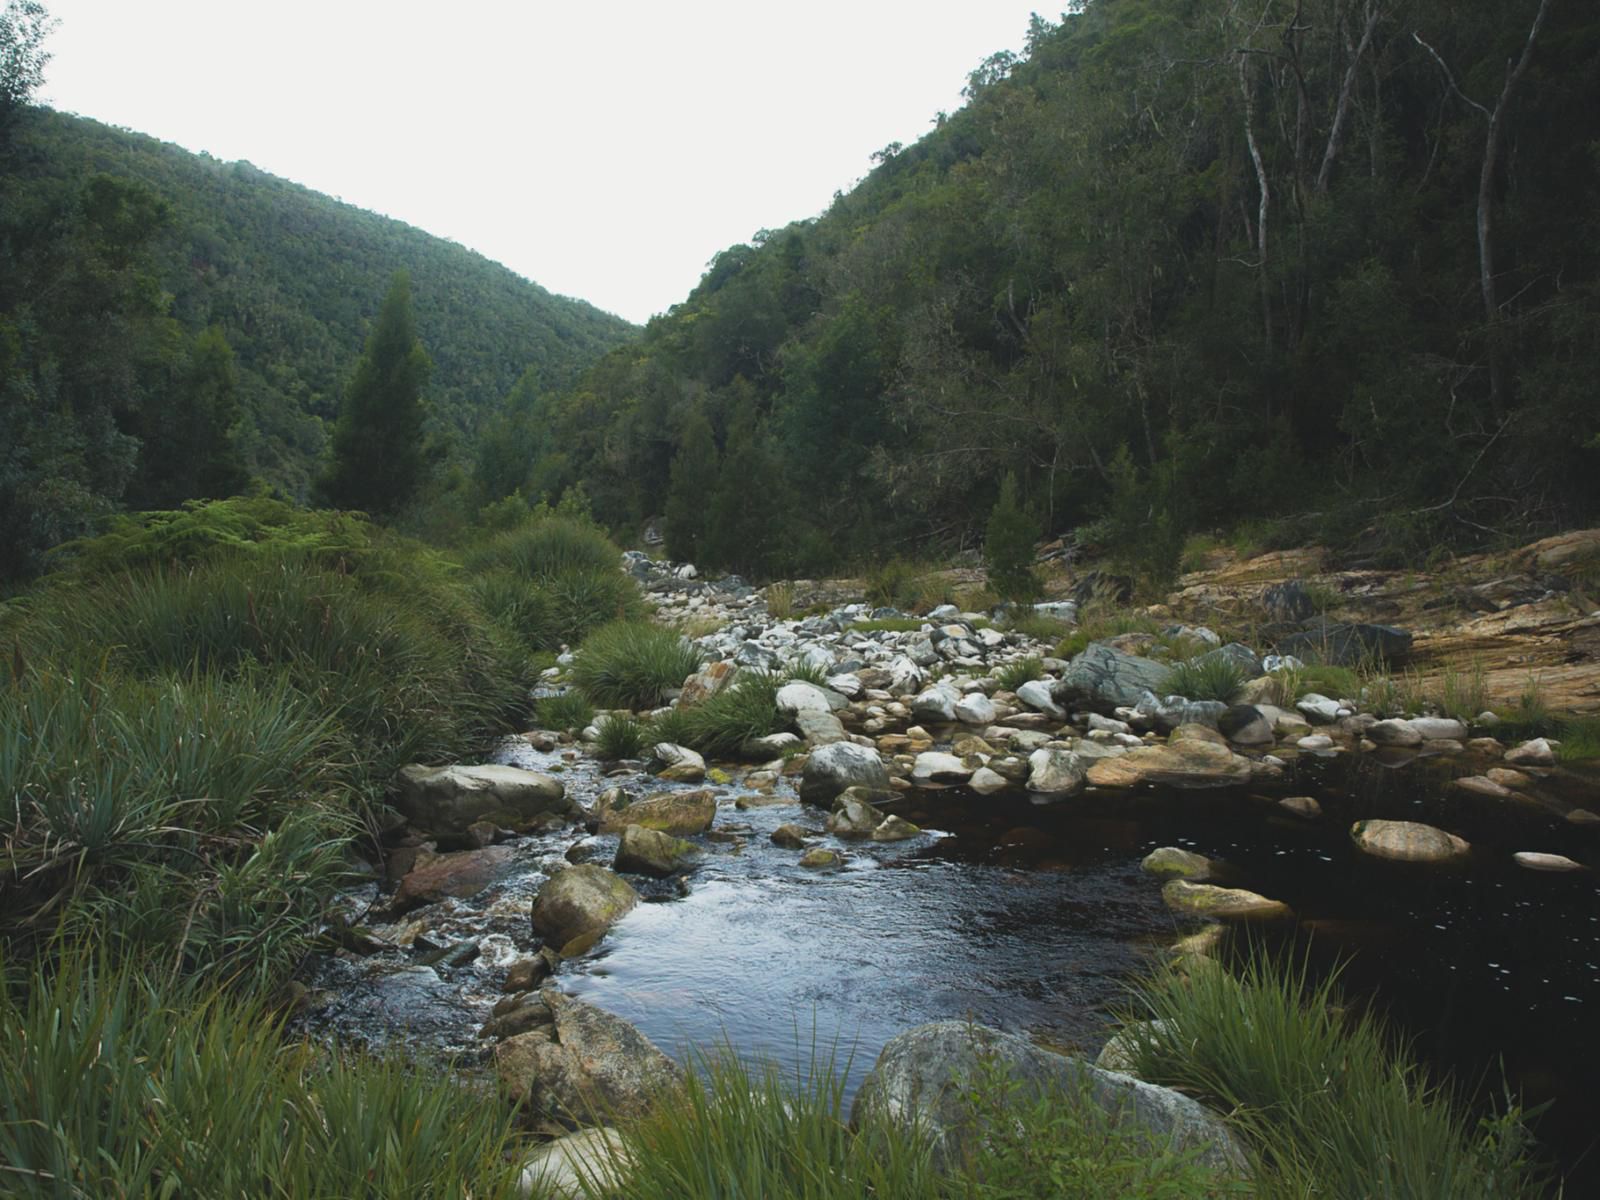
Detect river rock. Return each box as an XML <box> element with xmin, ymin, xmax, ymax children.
<box><xmin>614</xmin><ymin>824</ymin><xmax>704</xmax><ymax>878</ymax></box>
<box><xmin>530</xmin><ymin>864</ymin><xmax>639</xmax><ymax>949</ymax></box>
<box><xmin>496</xmin><ymin>989</ymin><xmax>681</xmax><ymax>1123</ymax></box>
<box><xmin>1297</xmin><ymin>734</ymin><xmax>1335</xmax><ymax>751</ymax></box>
<box><xmin>776</xmin><ymin>682</ymin><xmax>836</xmax><ymax>717</ymax></box>
<box><xmin>968</xmin><ymin>766</ymin><xmax>1011</xmax><ymax>795</ymax></box>
<box><xmin>1278</xmin><ymin>795</ymin><xmax>1322</xmax><ymax>819</ymax></box>
<box><xmin>911</xmin><ymin>751</ymin><xmax>974</xmax><ymax>786</ymax></box>
<box><xmin>799</xmin><ymin>742</ymin><xmax>891</xmax><ymax>804</ymax></box>
<box><xmin>1217</xmin><ymin>704</ymin><xmax>1274</xmax><ymax>746</ymax></box>
<box><xmin>794</xmin><ymin>708</ymin><xmax>847</xmax><ymax>746</ymax></box>
<box><xmin>872</xmin><ymin>814</ymin><xmax>921</xmax><ymax>841</ymax></box>
<box><xmin>393</xmin><ymin>763</ymin><xmax>571</xmax><ymax>837</ymax></box>
<box><xmin>1053</xmin><ymin>643</ymin><xmax>1171</xmax><ymax>712</ymax></box>
<box><xmin>1296</xmin><ymin>693</ymin><xmax>1344</xmax><ymax>724</ymax></box>
<box><xmin>1350</xmin><ymin>819</ymin><xmax>1470</xmax><ymax>864</ymax></box>
<box><xmin>680</xmin><ymin>661</ymin><xmax>738</xmax><ymax>707</ymax></box>
<box><xmin>851</xmin><ymin>1021</ymin><xmax>1246</xmax><ymax>1174</ymax></box>
<box><xmin>649</xmin><ymin>742</ymin><xmax>707</xmax><ymax>782</ymax></box>
<box><xmin>1453</xmin><ymin>775</ymin><xmax>1512</xmax><ymax>799</ymax></box>
<box><xmin>1506</xmin><ymin>738</ymin><xmax>1556</xmax><ymax>767</ymax></box>
<box><xmin>1410</xmin><ymin>717</ymin><xmax>1468</xmax><ymax>742</ymax></box>
<box><xmin>826</xmin><ymin>790</ymin><xmax>885</xmax><ymax>837</ymax></box>
<box><xmin>910</xmin><ymin>682</ymin><xmax>961</xmax><ymax>723</ymax></box>
<box><xmin>1162</xmin><ymin>879</ymin><xmax>1292</xmax><ymax>920</ymax></box>
<box><xmin>1085</xmin><ymin>739</ymin><xmax>1253</xmax><ymax>789</ymax></box>
<box><xmin>389</xmin><ymin>844</ymin><xmax>518</xmax><ymax>915</ymax></box>
<box><xmin>518</xmin><ymin>1127</ymin><xmax>630</xmax><ymax>1199</ymax></box>
<box><xmin>597</xmin><ymin>789</ymin><xmax>717</xmax><ymax>836</ymax></box>
<box><xmin>770</xmin><ymin>823</ymin><xmax>813</xmax><ymax>849</ymax></box>
<box><xmin>1512</xmin><ymin>852</ymin><xmax>1586</xmax><ymax>872</ymax></box>
<box><xmin>1026</xmin><ymin>748</ymin><xmax>1088</xmax><ymax>796</ymax></box>
<box><xmin>954</xmin><ymin>692</ymin><xmax>997</xmax><ymax>725</ymax></box>
<box><xmin>1367</xmin><ymin>719</ymin><xmax>1423</xmax><ymax>747</ymax></box>
<box><xmin>800</xmin><ymin>847</ymin><xmax>842</xmax><ymax>868</ymax></box>
<box><xmin>1015</xmin><ymin>679</ymin><xmax>1067</xmax><ymax>720</ymax></box>
<box><xmin>1141</xmin><ymin>847</ymin><xmax>1216</xmax><ymax>881</ymax></box>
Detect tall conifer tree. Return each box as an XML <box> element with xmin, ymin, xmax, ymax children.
<box><xmin>319</xmin><ymin>270</ymin><xmax>431</xmax><ymax>516</ymax></box>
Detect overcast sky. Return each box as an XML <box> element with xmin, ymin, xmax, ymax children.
<box><xmin>38</xmin><ymin>1</ymin><xmax>1055</xmax><ymax>324</ymax></box>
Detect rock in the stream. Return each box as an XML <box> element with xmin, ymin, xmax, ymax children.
<box><xmin>597</xmin><ymin>789</ymin><xmax>717</xmax><ymax>836</ymax></box>
<box><xmin>1053</xmin><ymin>643</ymin><xmax>1172</xmax><ymax>712</ymax></box>
<box><xmin>770</xmin><ymin>823</ymin><xmax>813</xmax><ymax>849</ymax></box>
<box><xmin>1512</xmin><ymin>852</ymin><xmax>1586</xmax><ymax>873</ymax></box>
<box><xmin>851</xmin><ymin>1021</ymin><xmax>1246</xmax><ymax>1174</ymax></box>
<box><xmin>800</xmin><ymin>847</ymin><xmax>843</xmax><ymax>868</ymax></box>
<box><xmin>1026</xmin><ymin>748</ymin><xmax>1089</xmax><ymax>797</ymax></box>
<box><xmin>530</xmin><ymin>864</ymin><xmax>639</xmax><ymax>950</ymax></box>
<box><xmin>826</xmin><ymin>790</ymin><xmax>885</xmax><ymax>837</ymax></box>
<box><xmin>1140</xmin><ymin>847</ymin><xmax>1217</xmax><ymax>882</ymax></box>
<box><xmin>496</xmin><ymin>988</ymin><xmax>681</xmax><ymax>1123</ymax></box>
<box><xmin>1162</xmin><ymin>880</ymin><xmax>1292</xmax><ymax>921</ymax></box>
<box><xmin>911</xmin><ymin>751</ymin><xmax>974</xmax><ymax>786</ymax></box>
<box><xmin>1350</xmin><ymin>819</ymin><xmax>1470</xmax><ymax>865</ymax></box>
<box><xmin>1216</xmin><ymin>705</ymin><xmax>1274</xmax><ymax>746</ymax></box>
<box><xmin>389</xmin><ymin>845</ymin><xmax>518</xmax><ymax>915</ymax></box>
<box><xmin>1506</xmin><ymin>738</ymin><xmax>1556</xmax><ymax>767</ymax></box>
<box><xmin>1015</xmin><ymin>679</ymin><xmax>1067</xmax><ymax>720</ymax></box>
<box><xmin>1085</xmin><ymin>739</ymin><xmax>1253</xmax><ymax>789</ymax></box>
<box><xmin>649</xmin><ymin>742</ymin><xmax>707</xmax><ymax>782</ymax></box>
<box><xmin>393</xmin><ymin>763</ymin><xmax>572</xmax><ymax>837</ymax></box>
<box><xmin>613</xmin><ymin>824</ymin><xmax>704</xmax><ymax>878</ymax></box>
<box><xmin>1367</xmin><ymin>719</ymin><xmax>1423</xmax><ymax>748</ymax></box>
<box><xmin>799</xmin><ymin>742</ymin><xmax>891</xmax><ymax>804</ymax></box>
<box><xmin>872</xmin><ymin>814</ymin><xmax>921</xmax><ymax>841</ymax></box>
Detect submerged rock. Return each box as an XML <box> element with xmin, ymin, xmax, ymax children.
<box><xmin>530</xmin><ymin>864</ymin><xmax>639</xmax><ymax>949</ymax></box>
<box><xmin>389</xmin><ymin>845</ymin><xmax>518</xmax><ymax>915</ymax></box>
<box><xmin>1140</xmin><ymin>847</ymin><xmax>1217</xmax><ymax>882</ymax></box>
<box><xmin>851</xmin><ymin>1021</ymin><xmax>1246</xmax><ymax>1174</ymax></box>
<box><xmin>613</xmin><ymin>824</ymin><xmax>704</xmax><ymax>878</ymax></box>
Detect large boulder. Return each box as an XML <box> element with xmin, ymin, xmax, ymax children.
<box><xmin>597</xmin><ymin>789</ymin><xmax>717</xmax><ymax>835</ymax></box>
<box><xmin>530</xmin><ymin>864</ymin><xmax>639</xmax><ymax>949</ymax></box>
<box><xmin>393</xmin><ymin>763</ymin><xmax>571</xmax><ymax>837</ymax></box>
<box><xmin>1026</xmin><ymin>748</ymin><xmax>1089</xmax><ymax>797</ymax></box>
<box><xmin>1054</xmin><ymin>644</ymin><xmax>1171</xmax><ymax>712</ymax></box>
<box><xmin>1085</xmin><ymin>739</ymin><xmax>1253</xmax><ymax>789</ymax></box>
<box><xmin>1014</xmin><ymin>679</ymin><xmax>1067</xmax><ymax>721</ymax></box>
<box><xmin>911</xmin><ymin>751</ymin><xmax>975</xmax><ymax>786</ymax></box>
<box><xmin>1350</xmin><ymin>819</ymin><xmax>1470</xmax><ymax>864</ymax></box>
<box><xmin>1276</xmin><ymin>620</ymin><xmax>1412</xmax><ymax>668</ymax></box>
<box><xmin>911</xmin><ymin>682</ymin><xmax>961</xmax><ymax>723</ymax></box>
<box><xmin>495</xmin><ymin>988</ymin><xmax>681</xmax><ymax>1123</ymax></box>
<box><xmin>851</xmin><ymin>1021</ymin><xmax>1246</xmax><ymax>1174</ymax></box>
<box><xmin>799</xmin><ymin>742</ymin><xmax>891</xmax><ymax>805</ymax></box>
<box><xmin>648</xmin><ymin>743</ymin><xmax>707</xmax><ymax>783</ymax></box>
<box><xmin>613</xmin><ymin>824</ymin><xmax>704</xmax><ymax>878</ymax></box>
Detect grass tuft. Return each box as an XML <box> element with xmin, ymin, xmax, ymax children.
<box><xmin>571</xmin><ymin>621</ymin><xmax>703</xmax><ymax>709</ymax></box>
<box><xmin>1162</xmin><ymin>656</ymin><xmax>1249</xmax><ymax>704</ymax></box>
<box><xmin>995</xmin><ymin>656</ymin><xmax>1044</xmax><ymax>692</ymax></box>
<box><xmin>537</xmin><ymin>690</ymin><xmax>594</xmax><ymax>733</ymax></box>
<box><xmin>594</xmin><ymin>712</ymin><xmax>650</xmax><ymax>760</ymax></box>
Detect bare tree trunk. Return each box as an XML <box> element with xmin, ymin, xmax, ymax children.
<box><xmin>1238</xmin><ymin>52</ymin><xmax>1273</xmax><ymax>354</ymax></box>
<box><xmin>1316</xmin><ymin>1</ymin><xmax>1382</xmax><ymax>194</ymax></box>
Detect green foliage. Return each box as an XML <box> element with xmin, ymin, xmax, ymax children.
<box><xmin>128</xmin><ymin>324</ymin><xmax>250</xmax><ymax>509</ymax></box>
<box><xmin>765</xmin><ymin>579</ymin><xmax>795</xmax><ymax>620</ymax></box>
<box><xmin>984</xmin><ymin>472</ymin><xmax>1043</xmax><ymax>602</ymax></box>
<box><xmin>665</xmin><ymin>403</ymin><xmax>720</xmax><ymax>563</ymax></box>
<box><xmin>319</xmin><ymin>271</ymin><xmax>433</xmax><ymax>517</ymax></box>
<box><xmin>465</xmin><ymin>515</ymin><xmax>640</xmax><ymax>649</ymax></box>
<box><xmin>594</xmin><ymin>712</ymin><xmax>650</xmax><ymax>760</ymax></box>
<box><xmin>1125</xmin><ymin>953</ymin><xmax>1548</xmax><ymax>1199</ymax></box>
<box><xmin>570</xmin><ymin>620</ymin><xmax>702</xmax><ymax>709</ymax></box>
<box><xmin>0</xmin><ymin>953</ymin><xmax>529</xmax><ymax>1198</ymax></box>
<box><xmin>995</xmin><ymin>656</ymin><xmax>1044</xmax><ymax>691</ymax></box>
<box><xmin>669</xmin><ymin>671</ymin><xmax>785</xmax><ymax>760</ymax></box>
<box><xmin>1002</xmin><ymin>613</ymin><xmax>1072</xmax><ymax>643</ymax></box>
<box><xmin>1555</xmin><ymin>716</ymin><xmax>1600</xmax><ymax>763</ymax></box>
<box><xmin>865</xmin><ymin>558</ymin><xmax>948</xmax><ymax>612</ymax></box>
<box><xmin>465</xmin><ymin>514</ymin><xmax>621</xmax><ymax>578</ymax></box>
<box><xmin>608</xmin><ymin>1045</ymin><xmax>945</xmax><ymax>1200</ymax></box>
<box><xmin>537</xmin><ymin>690</ymin><xmax>594</xmax><ymax>733</ymax></box>
<box><xmin>1161</xmin><ymin>656</ymin><xmax>1249</xmax><ymax>703</ymax></box>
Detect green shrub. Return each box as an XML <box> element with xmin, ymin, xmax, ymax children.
<box><xmin>0</xmin><ymin>953</ymin><xmax>529</xmax><ymax>1198</ymax></box>
<box><xmin>1124</xmin><ymin>954</ymin><xmax>1547</xmax><ymax>1199</ymax></box>
<box><xmin>780</xmin><ymin>658</ymin><xmax>831</xmax><ymax>686</ymax></box>
<box><xmin>995</xmin><ymin>656</ymin><xmax>1044</xmax><ymax>691</ymax></box>
<box><xmin>644</xmin><ymin>705</ymin><xmax>697</xmax><ymax>748</ymax></box>
<box><xmin>572</xmin><ymin>621</ymin><xmax>702</xmax><ymax>709</ymax></box>
<box><xmin>984</xmin><ymin>472</ymin><xmax>1044</xmax><ymax>603</ymax></box>
<box><xmin>1161</xmin><ymin>657</ymin><xmax>1248</xmax><ymax>703</ymax></box>
<box><xmin>470</xmin><ymin>567</ymin><xmax>553</xmax><ymax>648</ymax></box>
<box><xmin>866</xmin><ymin>558</ymin><xmax>938</xmax><ymax>612</ymax></box>
<box><xmin>594</xmin><ymin>712</ymin><xmax>650</xmax><ymax>760</ymax></box>
<box><xmin>463</xmin><ymin>514</ymin><xmax>620</xmax><ymax>578</ymax></box>
<box><xmin>675</xmin><ymin>672</ymin><xmax>784</xmax><ymax>759</ymax></box>
<box><xmin>535</xmin><ymin>566</ymin><xmax>647</xmax><ymax>648</ymax></box>
<box><xmin>766</xmin><ymin>580</ymin><xmax>795</xmax><ymax>620</ymax></box>
<box><xmin>1003</xmin><ymin>613</ymin><xmax>1072</xmax><ymax>643</ymax></box>
<box><xmin>1556</xmin><ymin>715</ymin><xmax>1600</xmax><ymax>763</ymax></box>
<box><xmin>537</xmin><ymin>690</ymin><xmax>594</xmax><ymax>733</ymax></box>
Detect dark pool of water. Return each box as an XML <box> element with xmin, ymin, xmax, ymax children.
<box><xmin>301</xmin><ymin>742</ymin><xmax>1600</xmax><ymax>1189</ymax></box>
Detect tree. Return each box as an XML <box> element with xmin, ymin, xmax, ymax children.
<box><xmin>984</xmin><ymin>472</ymin><xmax>1042</xmax><ymax>602</ymax></box>
<box><xmin>130</xmin><ymin>325</ymin><xmax>249</xmax><ymax>509</ymax></box>
<box><xmin>318</xmin><ymin>271</ymin><xmax>432</xmax><ymax>516</ymax></box>
<box><xmin>0</xmin><ymin>0</ymin><xmax>54</xmax><ymax>144</ymax></box>
<box><xmin>664</xmin><ymin>403</ymin><xmax>719</xmax><ymax>563</ymax></box>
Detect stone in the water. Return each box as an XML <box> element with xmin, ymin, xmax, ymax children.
<box><xmin>1278</xmin><ymin>795</ymin><xmax>1322</xmax><ymax>819</ymax></box>
<box><xmin>597</xmin><ymin>789</ymin><xmax>717</xmax><ymax>836</ymax></box>
<box><xmin>851</xmin><ymin>1021</ymin><xmax>1246</xmax><ymax>1174</ymax></box>
<box><xmin>393</xmin><ymin>763</ymin><xmax>572</xmax><ymax>836</ymax></box>
<box><xmin>968</xmin><ymin>766</ymin><xmax>1011</xmax><ymax>795</ymax></box>
<box><xmin>910</xmin><ymin>682</ymin><xmax>961</xmax><ymax>723</ymax></box>
<box><xmin>798</xmin><ymin>742</ymin><xmax>890</xmax><ymax>805</ymax></box>
<box><xmin>1453</xmin><ymin>775</ymin><xmax>1512</xmax><ymax>799</ymax></box>
<box><xmin>911</xmin><ymin>751</ymin><xmax>974</xmax><ymax>786</ymax></box>
<box><xmin>826</xmin><ymin>790</ymin><xmax>885</xmax><ymax>837</ymax></box>
<box><xmin>389</xmin><ymin>845</ymin><xmax>518</xmax><ymax>915</ymax></box>
<box><xmin>1161</xmin><ymin>879</ymin><xmax>1292</xmax><ymax>921</ymax></box>
<box><xmin>649</xmin><ymin>742</ymin><xmax>707</xmax><ymax>782</ymax></box>
<box><xmin>530</xmin><ymin>864</ymin><xmax>639</xmax><ymax>948</ymax></box>
<box><xmin>1025</xmin><ymin>747</ymin><xmax>1088</xmax><ymax>796</ymax></box>
<box><xmin>1085</xmin><ymin>739</ymin><xmax>1252</xmax><ymax>789</ymax></box>
<box><xmin>770</xmin><ymin>823</ymin><xmax>813</xmax><ymax>849</ymax></box>
<box><xmin>1506</xmin><ymin>738</ymin><xmax>1556</xmax><ymax>767</ymax></box>
<box><xmin>1512</xmin><ymin>851</ymin><xmax>1586</xmax><ymax>872</ymax></box>
<box><xmin>799</xmin><ymin>847</ymin><xmax>842</xmax><ymax>868</ymax></box>
<box><xmin>872</xmin><ymin>814</ymin><xmax>921</xmax><ymax>841</ymax></box>
<box><xmin>1141</xmin><ymin>847</ymin><xmax>1217</xmax><ymax>881</ymax></box>
<box><xmin>1350</xmin><ymin>819</ymin><xmax>1470</xmax><ymax>864</ymax></box>
<box><xmin>1410</xmin><ymin>717</ymin><xmax>1467</xmax><ymax>742</ymax></box>
<box><xmin>1367</xmin><ymin>719</ymin><xmax>1423</xmax><ymax>747</ymax></box>
<box><xmin>1296</xmin><ymin>694</ymin><xmax>1343</xmax><ymax>724</ymax></box>
<box><xmin>1297</xmin><ymin>734</ymin><xmax>1335</xmax><ymax>751</ymax></box>
<box><xmin>613</xmin><ymin>824</ymin><xmax>704</xmax><ymax>878</ymax></box>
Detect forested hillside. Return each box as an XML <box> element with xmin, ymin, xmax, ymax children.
<box><xmin>509</xmin><ymin>0</ymin><xmax>1599</xmax><ymax>581</ymax></box>
<box><xmin>0</xmin><ymin>107</ymin><xmax>636</xmax><ymax>580</ymax></box>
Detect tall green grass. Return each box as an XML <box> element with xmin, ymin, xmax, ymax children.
<box><xmin>1161</xmin><ymin>656</ymin><xmax>1248</xmax><ymax>704</ymax></box>
<box><xmin>0</xmin><ymin>952</ymin><xmax>531</xmax><ymax>1198</ymax></box>
<box><xmin>571</xmin><ymin>620</ymin><xmax>702</xmax><ymax>709</ymax></box>
<box><xmin>463</xmin><ymin>515</ymin><xmax>622</xmax><ymax>578</ymax></box>
<box><xmin>1123</xmin><ymin>952</ymin><xmax>1547</xmax><ymax>1199</ymax></box>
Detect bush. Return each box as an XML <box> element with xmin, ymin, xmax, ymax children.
<box><xmin>0</xmin><ymin>954</ymin><xmax>529</xmax><ymax>1198</ymax></box>
<box><xmin>463</xmin><ymin>514</ymin><xmax>620</xmax><ymax>579</ymax></box>
<box><xmin>537</xmin><ymin>690</ymin><xmax>594</xmax><ymax>733</ymax></box>
<box><xmin>1161</xmin><ymin>657</ymin><xmax>1249</xmax><ymax>704</ymax></box>
<box><xmin>675</xmin><ymin>672</ymin><xmax>784</xmax><ymax>759</ymax></box>
<box><xmin>984</xmin><ymin>472</ymin><xmax>1043</xmax><ymax>603</ymax></box>
<box><xmin>1003</xmin><ymin>613</ymin><xmax>1072</xmax><ymax>643</ymax></box>
<box><xmin>865</xmin><ymin>558</ymin><xmax>947</xmax><ymax>612</ymax></box>
<box><xmin>995</xmin><ymin>656</ymin><xmax>1044</xmax><ymax>691</ymax></box>
<box><xmin>594</xmin><ymin>712</ymin><xmax>650</xmax><ymax>760</ymax></box>
<box><xmin>571</xmin><ymin>621</ymin><xmax>702</xmax><ymax>709</ymax></box>
<box><xmin>765</xmin><ymin>580</ymin><xmax>795</xmax><ymax>620</ymax></box>
<box><xmin>1124</xmin><ymin>954</ymin><xmax>1548</xmax><ymax>1199</ymax></box>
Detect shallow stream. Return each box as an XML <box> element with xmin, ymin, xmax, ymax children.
<box><xmin>301</xmin><ymin>742</ymin><xmax>1600</xmax><ymax>1187</ymax></box>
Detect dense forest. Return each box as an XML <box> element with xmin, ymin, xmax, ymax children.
<box><xmin>497</xmin><ymin>0</ymin><xmax>1599</xmax><ymax>582</ymax></box>
<box><xmin>0</xmin><ymin>104</ymin><xmax>635</xmax><ymax>581</ymax></box>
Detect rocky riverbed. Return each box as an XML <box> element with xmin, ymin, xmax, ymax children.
<box><xmin>297</xmin><ymin>537</ymin><xmax>1600</xmax><ymax>1186</ymax></box>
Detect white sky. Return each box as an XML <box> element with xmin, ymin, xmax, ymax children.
<box><xmin>38</xmin><ymin>1</ymin><xmax>1054</xmax><ymax>324</ymax></box>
